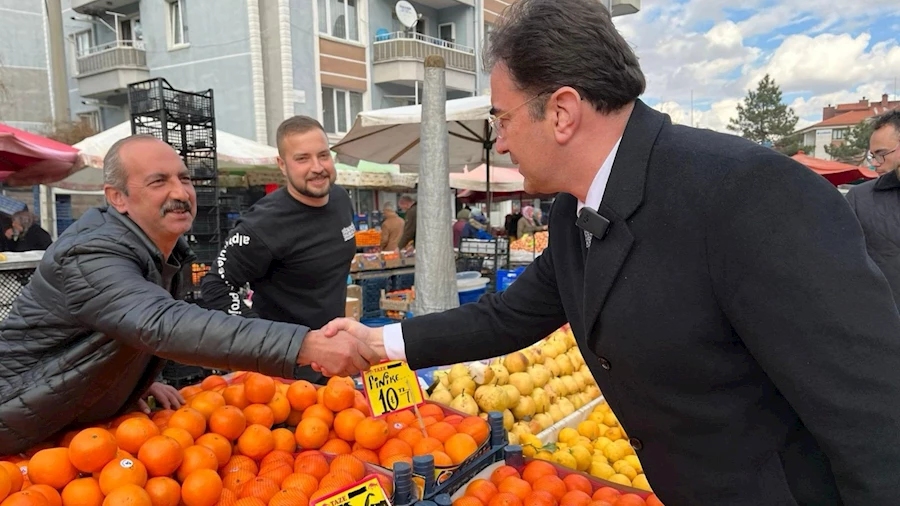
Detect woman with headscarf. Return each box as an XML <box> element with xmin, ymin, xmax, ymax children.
<box><xmin>462</xmin><ymin>209</ymin><xmax>491</xmax><ymax>240</ymax></box>
<box><xmin>517</xmin><ymin>206</ymin><xmax>547</xmax><ymax>238</ymax></box>
<box><xmin>453</xmin><ymin>208</ymin><xmax>471</xmax><ymax>248</ymax></box>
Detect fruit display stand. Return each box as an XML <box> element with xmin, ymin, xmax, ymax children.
<box><xmin>534</xmin><ymin>396</ymin><xmax>605</xmax><ymax>445</ymax></box>
<box><xmin>445</xmin><ymin>446</ymin><xmax>663</xmax><ymax>506</ymax></box>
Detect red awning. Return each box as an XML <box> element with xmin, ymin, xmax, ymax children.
<box><xmin>791</xmin><ymin>151</ymin><xmax>877</xmax><ymax>186</ymax></box>
<box><xmin>0</xmin><ymin>123</ymin><xmax>83</xmax><ymax>186</ymax></box>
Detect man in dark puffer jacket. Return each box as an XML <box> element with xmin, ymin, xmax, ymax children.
<box><xmin>0</xmin><ymin>135</ymin><xmax>379</xmax><ymax>454</ymax></box>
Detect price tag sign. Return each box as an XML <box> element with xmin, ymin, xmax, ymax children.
<box><xmin>362</xmin><ymin>360</ymin><xmax>425</xmax><ymax>418</ymax></box>
<box><xmin>312</xmin><ymin>475</ymin><xmax>391</xmax><ymax>506</ymax></box>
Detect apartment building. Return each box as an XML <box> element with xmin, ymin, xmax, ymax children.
<box><xmin>3</xmin><ymin>0</ymin><xmax>639</xmax><ymax>144</ymax></box>
<box><xmin>795</xmin><ymin>93</ymin><xmax>900</xmax><ymax>159</ymax></box>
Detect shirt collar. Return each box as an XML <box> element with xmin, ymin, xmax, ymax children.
<box><xmin>577</xmin><ymin>138</ymin><xmax>622</xmax><ymax>216</ymax></box>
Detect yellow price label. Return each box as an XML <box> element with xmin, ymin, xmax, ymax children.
<box><xmin>362</xmin><ymin>360</ymin><xmax>424</xmax><ymax>418</ymax></box>
<box><xmin>312</xmin><ymin>475</ymin><xmax>391</xmax><ymax>506</ymax></box>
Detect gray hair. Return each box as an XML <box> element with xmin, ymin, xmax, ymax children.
<box><xmin>398</xmin><ymin>195</ymin><xmax>414</xmax><ymax>204</ymax></box>
<box><xmin>103</xmin><ymin>134</ymin><xmax>160</xmax><ymax>194</ymax></box>
<box><xmin>383</xmin><ymin>202</ymin><xmax>395</xmax><ymax>212</ymax></box>
<box><xmin>12</xmin><ymin>211</ymin><xmax>35</xmax><ymax>231</ymax></box>
<box><xmin>484</xmin><ymin>0</ymin><xmax>645</xmax><ymax>119</ymax></box>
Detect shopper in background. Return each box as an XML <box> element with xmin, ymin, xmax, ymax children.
<box><xmin>379</xmin><ymin>201</ymin><xmax>404</xmax><ymax>252</ymax></box>
<box><xmin>516</xmin><ymin>205</ymin><xmax>547</xmax><ymax>238</ymax></box>
<box><xmin>461</xmin><ymin>208</ymin><xmax>491</xmax><ymax>240</ymax></box>
<box><xmin>321</xmin><ymin>0</ymin><xmax>900</xmax><ymax>504</ymax></box>
<box><xmin>397</xmin><ymin>194</ymin><xmax>417</xmax><ymax>249</ymax></box>
<box><xmin>199</xmin><ymin>116</ymin><xmax>359</xmax><ymax>386</ymax></box>
<box><xmin>453</xmin><ymin>208</ymin><xmax>471</xmax><ymax>248</ymax></box>
<box><xmin>0</xmin><ymin>134</ymin><xmax>377</xmax><ymax>454</ymax></box>
<box><xmin>504</xmin><ymin>202</ymin><xmax>522</xmax><ymax>240</ymax></box>
<box><xmin>6</xmin><ymin>211</ymin><xmax>52</xmax><ymax>251</ymax></box>
<box><xmin>846</xmin><ymin>109</ymin><xmax>900</xmax><ymax>304</ymax></box>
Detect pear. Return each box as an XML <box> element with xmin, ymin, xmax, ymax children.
<box><xmin>531</xmin><ymin>388</ymin><xmax>549</xmax><ymax>413</ymax></box>
<box><xmin>512</xmin><ymin>396</ymin><xmax>537</xmax><ymax>420</ymax></box>
<box><xmin>429</xmin><ymin>387</ymin><xmax>453</xmax><ymax>405</ymax></box>
<box><xmin>501</xmin><ymin>385</ymin><xmax>521</xmax><ymax>410</ymax></box>
<box><xmin>450</xmin><ymin>377</ymin><xmax>476</xmax><ymax>398</ymax></box>
<box><xmin>527</xmin><ymin>364</ymin><xmax>552</xmax><ymax>388</ymax></box>
<box><xmin>509</xmin><ymin>372</ymin><xmax>535</xmax><ymax>396</ymax></box>
<box><xmin>502</xmin><ymin>409</ymin><xmax>515</xmax><ymax>431</ymax></box>
<box><xmin>474</xmin><ymin>385</ymin><xmax>510</xmax><ymax>413</ymax></box>
<box><xmin>449</xmin><ymin>393</ymin><xmax>479</xmax><ymax>416</ymax></box>
<box><xmin>555</xmin><ymin>354</ymin><xmax>575</xmax><ymax>376</ymax></box>
<box><xmin>448</xmin><ymin>363</ymin><xmax>471</xmax><ymax>383</ymax></box>
<box><xmin>489</xmin><ymin>364</ymin><xmax>510</xmax><ymax>385</ymax></box>
<box><xmin>503</xmin><ymin>352</ymin><xmax>529</xmax><ymax>374</ymax></box>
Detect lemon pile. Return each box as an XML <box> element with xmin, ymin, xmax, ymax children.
<box><xmin>516</xmin><ymin>400</ymin><xmax>652</xmax><ymax>492</ymax></box>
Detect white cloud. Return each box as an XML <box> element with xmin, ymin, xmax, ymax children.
<box><xmin>611</xmin><ymin>0</ymin><xmax>900</xmax><ymax>133</ymax></box>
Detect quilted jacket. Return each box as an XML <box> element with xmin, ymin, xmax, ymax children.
<box><xmin>847</xmin><ymin>170</ymin><xmax>900</xmax><ymax>305</ymax></box>
<box><xmin>0</xmin><ymin>207</ymin><xmax>308</xmax><ymax>454</ymax></box>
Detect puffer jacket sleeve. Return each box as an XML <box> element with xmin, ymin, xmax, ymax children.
<box><xmin>60</xmin><ymin>238</ymin><xmax>307</xmax><ymax>378</ymax></box>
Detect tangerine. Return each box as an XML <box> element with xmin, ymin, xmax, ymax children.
<box><xmin>242</xmin><ymin>374</ymin><xmax>276</xmax><ymax>405</ymax></box>
<box><xmin>319</xmin><ymin>440</ymin><xmax>351</xmax><ymax>456</ymax></box>
<box><xmin>137</xmin><ymin>436</ymin><xmax>183</xmax><ymax>477</ymax></box>
<box><xmin>268</xmin><ymin>488</ymin><xmax>308</xmax><ymax>506</ymax></box>
<box><xmin>294</xmin><ymin>419</ymin><xmax>328</xmax><ymax>451</ymax></box>
<box><xmin>271</xmin><ymin>429</ymin><xmax>296</xmax><ymax>453</ymax></box>
<box><xmin>332</xmin><ymin>410</ymin><xmax>365</xmax><ymax>442</ymax></box>
<box><xmin>181</xmin><ymin>469</ymin><xmax>222</xmax><ymax>506</ymax></box>
<box><xmin>241</xmin><ymin>405</ymin><xmax>275</xmax><ymax>429</ymax></box>
<box><xmin>115</xmin><ymin>419</ymin><xmax>160</xmax><ymax>455</ymax></box>
<box><xmin>100</xmin><ymin>485</ymin><xmax>151</xmax><ymax>506</ymax></box>
<box><xmin>353</xmin><ymin>419</ymin><xmax>388</xmax><ymax>451</ymax></box>
<box><xmin>143</xmin><ymin>477</ymin><xmax>180</xmax><ymax>506</ymax></box>
<box><xmin>176</xmin><ymin>446</ymin><xmax>218</xmax><ymax>483</ymax></box>
<box><xmin>292</xmin><ymin>455</ymin><xmax>328</xmax><ymax>481</ymax></box>
<box><xmin>266</xmin><ymin>394</ymin><xmax>291</xmax><ymax>425</ymax></box>
<box><xmin>280</xmin><ymin>475</ymin><xmax>317</xmax><ymax>498</ymax></box>
<box><xmin>328</xmin><ymin>456</ymin><xmax>365</xmax><ymax>482</ymax></box>
<box><xmin>219</xmin><ymin>456</ymin><xmax>257</xmax><ymax>477</ymax></box>
<box><xmin>465</xmin><ymin>480</ymin><xmax>497</xmax><ymax>505</ymax></box>
<box><xmin>222</xmin><ymin>386</ymin><xmax>250</xmax><ymax>410</ymax></box>
<box><xmin>237</xmin><ymin>478</ymin><xmax>278</xmax><ymax>503</ymax></box>
<box><xmin>285</xmin><ymin>382</ymin><xmax>317</xmax><ymax>412</ymax></box>
<box><xmin>98</xmin><ymin>458</ymin><xmax>148</xmax><ymax>495</ymax></box>
<box><xmin>160</xmin><ymin>429</ymin><xmax>193</xmax><ymax>451</ymax></box>
<box><xmin>236</xmin><ymin>425</ymin><xmax>275</xmax><ymax>461</ymax></box>
<box><xmin>28</xmin><ymin>448</ymin><xmax>78</xmax><ymax>490</ymax></box>
<box><xmin>300</xmin><ymin>406</ymin><xmax>333</xmax><ymax>429</ymax></box>
<box><xmin>166</xmin><ymin>409</ymin><xmax>206</xmax><ymax>441</ymax></box>
<box><xmin>68</xmin><ymin>429</ymin><xmax>118</xmax><ymax>474</ymax></box>
<box><xmin>200</xmin><ymin>376</ymin><xmax>228</xmax><ymax>391</ymax></box>
<box><xmin>208</xmin><ymin>407</ymin><xmax>247</xmax><ymax>441</ymax></box>
<box><xmin>26</xmin><ymin>485</ymin><xmax>60</xmax><ymax>506</ymax></box>
<box><xmin>60</xmin><ymin>478</ymin><xmax>104</xmax><ymax>506</ymax></box>
<box><xmin>522</xmin><ymin>461</ymin><xmax>558</xmax><ymax>484</ymax></box>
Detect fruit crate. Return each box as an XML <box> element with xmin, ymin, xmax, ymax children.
<box><xmin>190</xmin><ymin>210</ymin><xmax>219</xmax><ymax>236</ymax></box>
<box><xmin>190</xmin><ymin>241</ymin><xmax>221</xmax><ymax>264</ymax></box>
<box><xmin>195</xmin><ymin>185</ymin><xmax>219</xmax><ymax>207</ymax></box>
<box><xmin>449</xmin><ymin>446</ymin><xmax>654</xmax><ymax>502</ymax></box>
<box><xmin>415</xmin><ymin>412</ymin><xmax>509</xmax><ymax>500</ymax></box>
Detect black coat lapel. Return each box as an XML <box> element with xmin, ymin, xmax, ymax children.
<box><xmin>582</xmin><ymin>100</ymin><xmax>668</xmax><ymax>340</ymax></box>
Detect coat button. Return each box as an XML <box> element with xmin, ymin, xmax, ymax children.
<box><xmin>599</xmin><ymin>357</ymin><xmax>611</xmax><ymax>370</ymax></box>
<box><xmin>629</xmin><ymin>438</ymin><xmax>643</xmax><ymax>451</ymax></box>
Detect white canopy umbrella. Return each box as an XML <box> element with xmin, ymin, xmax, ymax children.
<box><xmin>52</xmin><ymin>122</ymin><xmax>280</xmax><ymax>191</ymax></box>
<box><xmin>449</xmin><ymin>164</ymin><xmax>524</xmax><ymax>192</ymax></box>
<box><xmin>331</xmin><ymin>95</ymin><xmax>513</xmax><ymax>217</ymax></box>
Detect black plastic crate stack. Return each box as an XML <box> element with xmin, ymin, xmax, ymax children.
<box><xmin>128</xmin><ymin>78</ymin><xmax>221</xmax><ymax>386</ymax></box>
<box><xmin>127</xmin><ymin>78</ymin><xmax>219</xmax><ymax>302</ymax></box>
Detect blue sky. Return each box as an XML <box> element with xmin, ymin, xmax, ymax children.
<box><xmin>613</xmin><ymin>0</ymin><xmax>900</xmax><ymax>131</ymax></box>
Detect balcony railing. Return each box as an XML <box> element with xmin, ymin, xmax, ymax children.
<box><xmin>76</xmin><ymin>40</ymin><xmax>147</xmax><ymax>76</ymax></box>
<box><xmin>373</xmin><ymin>32</ymin><xmax>475</xmax><ymax>73</ymax></box>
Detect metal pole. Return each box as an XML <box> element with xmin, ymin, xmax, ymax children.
<box><xmin>415</xmin><ymin>55</ymin><xmax>459</xmax><ymax>315</ymax></box>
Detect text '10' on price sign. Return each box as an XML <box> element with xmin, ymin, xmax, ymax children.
<box><xmin>362</xmin><ymin>360</ymin><xmax>425</xmax><ymax>418</ymax></box>
<box><xmin>312</xmin><ymin>474</ymin><xmax>390</xmax><ymax>506</ymax></box>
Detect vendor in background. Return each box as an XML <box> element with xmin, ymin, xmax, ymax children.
<box><xmin>198</xmin><ymin>116</ymin><xmax>358</xmax><ymax>386</ymax></box>
<box><xmin>453</xmin><ymin>208</ymin><xmax>470</xmax><ymax>248</ymax></box>
<box><xmin>462</xmin><ymin>208</ymin><xmax>491</xmax><ymax>240</ymax></box>
<box><xmin>517</xmin><ymin>205</ymin><xmax>547</xmax><ymax>238</ymax></box>
<box><xmin>397</xmin><ymin>194</ymin><xmax>417</xmax><ymax>249</ymax></box>
<box><xmin>379</xmin><ymin>202</ymin><xmax>404</xmax><ymax>251</ymax></box>
<box><xmin>0</xmin><ymin>134</ymin><xmax>376</xmax><ymax>454</ymax></box>
<box><xmin>3</xmin><ymin>211</ymin><xmax>52</xmax><ymax>252</ymax></box>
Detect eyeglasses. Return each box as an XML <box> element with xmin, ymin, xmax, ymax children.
<box><xmin>488</xmin><ymin>94</ymin><xmax>546</xmax><ymax>139</ymax></box>
<box><xmin>866</xmin><ymin>141</ymin><xmax>900</xmax><ymax>164</ymax></box>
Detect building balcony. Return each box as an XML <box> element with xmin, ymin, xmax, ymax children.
<box><xmin>75</xmin><ymin>41</ymin><xmax>149</xmax><ymax>99</ymax></box>
<box><xmin>71</xmin><ymin>0</ymin><xmax>139</xmax><ymax>15</ymax></box>
<box><xmin>372</xmin><ymin>32</ymin><xmax>476</xmax><ymax>92</ymax></box>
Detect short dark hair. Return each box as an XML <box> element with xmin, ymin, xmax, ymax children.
<box><xmin>276</xmin><ymin>116</ymin><xmax>327</xmax><ymax>156</ymax></box>
<box><xmin>871</xmin><ymin>109</ymin><xmax>900</xmax><ymax>134</ymax></box>
<box><xmin>484</xmin><ymin>0</ymin><xmax>645</xmax><ymax>118</ymax></box>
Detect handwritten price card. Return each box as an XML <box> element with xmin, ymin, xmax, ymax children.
<box><xmin>362</xmin><ymin>360</ymin><xmax>425</xmax><ymax>417</ymax></box>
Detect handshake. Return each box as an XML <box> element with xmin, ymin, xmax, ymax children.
<box><xmin>295</xmin><ymin>318</ymin><xmax>388</xmax><ymax>377</ymax></box>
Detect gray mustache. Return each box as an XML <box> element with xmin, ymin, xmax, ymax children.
<box><xmin>160</xmin><ymin>200</ymin><xmax>192</xmax><ymax>217</ymax></box>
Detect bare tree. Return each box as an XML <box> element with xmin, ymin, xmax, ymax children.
<box><xmin>42</xmin><ymin>118</ymin><xmax>96</xmax><ymax>145</ymax></box>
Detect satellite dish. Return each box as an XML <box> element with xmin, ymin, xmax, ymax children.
<box><xmin>395</xmin><ymin>0</ymin><xmax>419</xmax><ymax>29</ymax></box>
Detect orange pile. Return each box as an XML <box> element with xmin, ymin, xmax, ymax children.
<box><xmin>0</xmin><ymin>373</ymin><xmax>489</xmax><ymax>506</ymax></box>
<box><xmin>454</xmin><ymin>461</ymin><xmax>666</xmax><ymax>506</ymax></box>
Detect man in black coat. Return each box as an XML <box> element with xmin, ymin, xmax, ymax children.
<box><xmin>321</xmin><ymin>0</ymin><xmax>900</xmax><ymax>504</ymax></box>
<box><xmin>846</xmin><ymin>110</ymin><xmax>900</xmax><ymax>305</ymax></box>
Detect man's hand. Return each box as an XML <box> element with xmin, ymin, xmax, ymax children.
<box><xmin>314</xmin><ymin>319</ymin><xmax>387</xmax><ymax>376</ymax></box>
<box><xmin>297</xmin><ymin>328</ymin><xmax>381</xmax><ymax>377</ymax></box>
<box><xmin>139</xmin><ymin>382</ymin><xmax>185</xmax><ymax>413</ymax></box>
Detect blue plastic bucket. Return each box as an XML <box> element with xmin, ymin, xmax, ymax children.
<box><xmin>457</xmin><ymin>276</ymin><xmax>490</xmax><ymax>305</ymax></box>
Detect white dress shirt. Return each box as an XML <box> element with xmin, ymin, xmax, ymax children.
<box><xmin>382</xmin><ymin>139</ymin><xmax>622</xmax><ymax>361</ymax></box>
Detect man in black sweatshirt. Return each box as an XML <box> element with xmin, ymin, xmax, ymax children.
<box><xmin>200</xmin><ymin>116</ymin><xmax>356</xmax><ymax>384</ymax></box>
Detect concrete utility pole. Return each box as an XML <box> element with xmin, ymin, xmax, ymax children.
<box><xmin>414</xmin><ymin>55</ymin><xmax>459</xmax><ymax>315</ymax></box>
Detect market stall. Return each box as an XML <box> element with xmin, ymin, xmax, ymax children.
<box><xmin>791</xmin><ymin>151</ymin><xmax>877</xmax><ymax>186</ymax></box>
<box><xmin>0</xmin><ymin>251</ymin><xmax>45</xmax><ymax>320</ymax></box>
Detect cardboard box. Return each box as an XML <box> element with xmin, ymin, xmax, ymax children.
<box><xmin>345</xmin><ymin>297</ymin><xmax>361</xmax><ymax>320</ymax></box>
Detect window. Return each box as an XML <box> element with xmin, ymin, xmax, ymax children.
<box><xmin>318</xmin><ymin>0</ymin><xmax>358</xmax><ymax>42</ymax></box>
<box><xmin>74</xmin><ymin>30</ymin><xmax>92</xmax><ymax>57</ymax></box>
<box><xmin>322</xmin><ymin>87</ymin><xmax>363</xmax><ymax>134</ymax></box>
<box><xmin>168</xmin><ymin>0</ymin><xmax>188</xmax><ymax>47</ymax></box>
<box><xmin>77</xmin><ymin>112</ymin><xmax>101</xmax><ymax>132</ymax></box>
<box><xmin>120</xmin><ymin>17</ymin><xmax>143</xmax><ymax>47</ymax></box>
<box><xmin>833</xmin><ymin>129</ymin><xmax>845</xmax><ymax>140</ymax></box>
<box><xmin>438</xmin><ymin>23</ymin><xmax>455</xmax><ymax>44</ymax></box>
